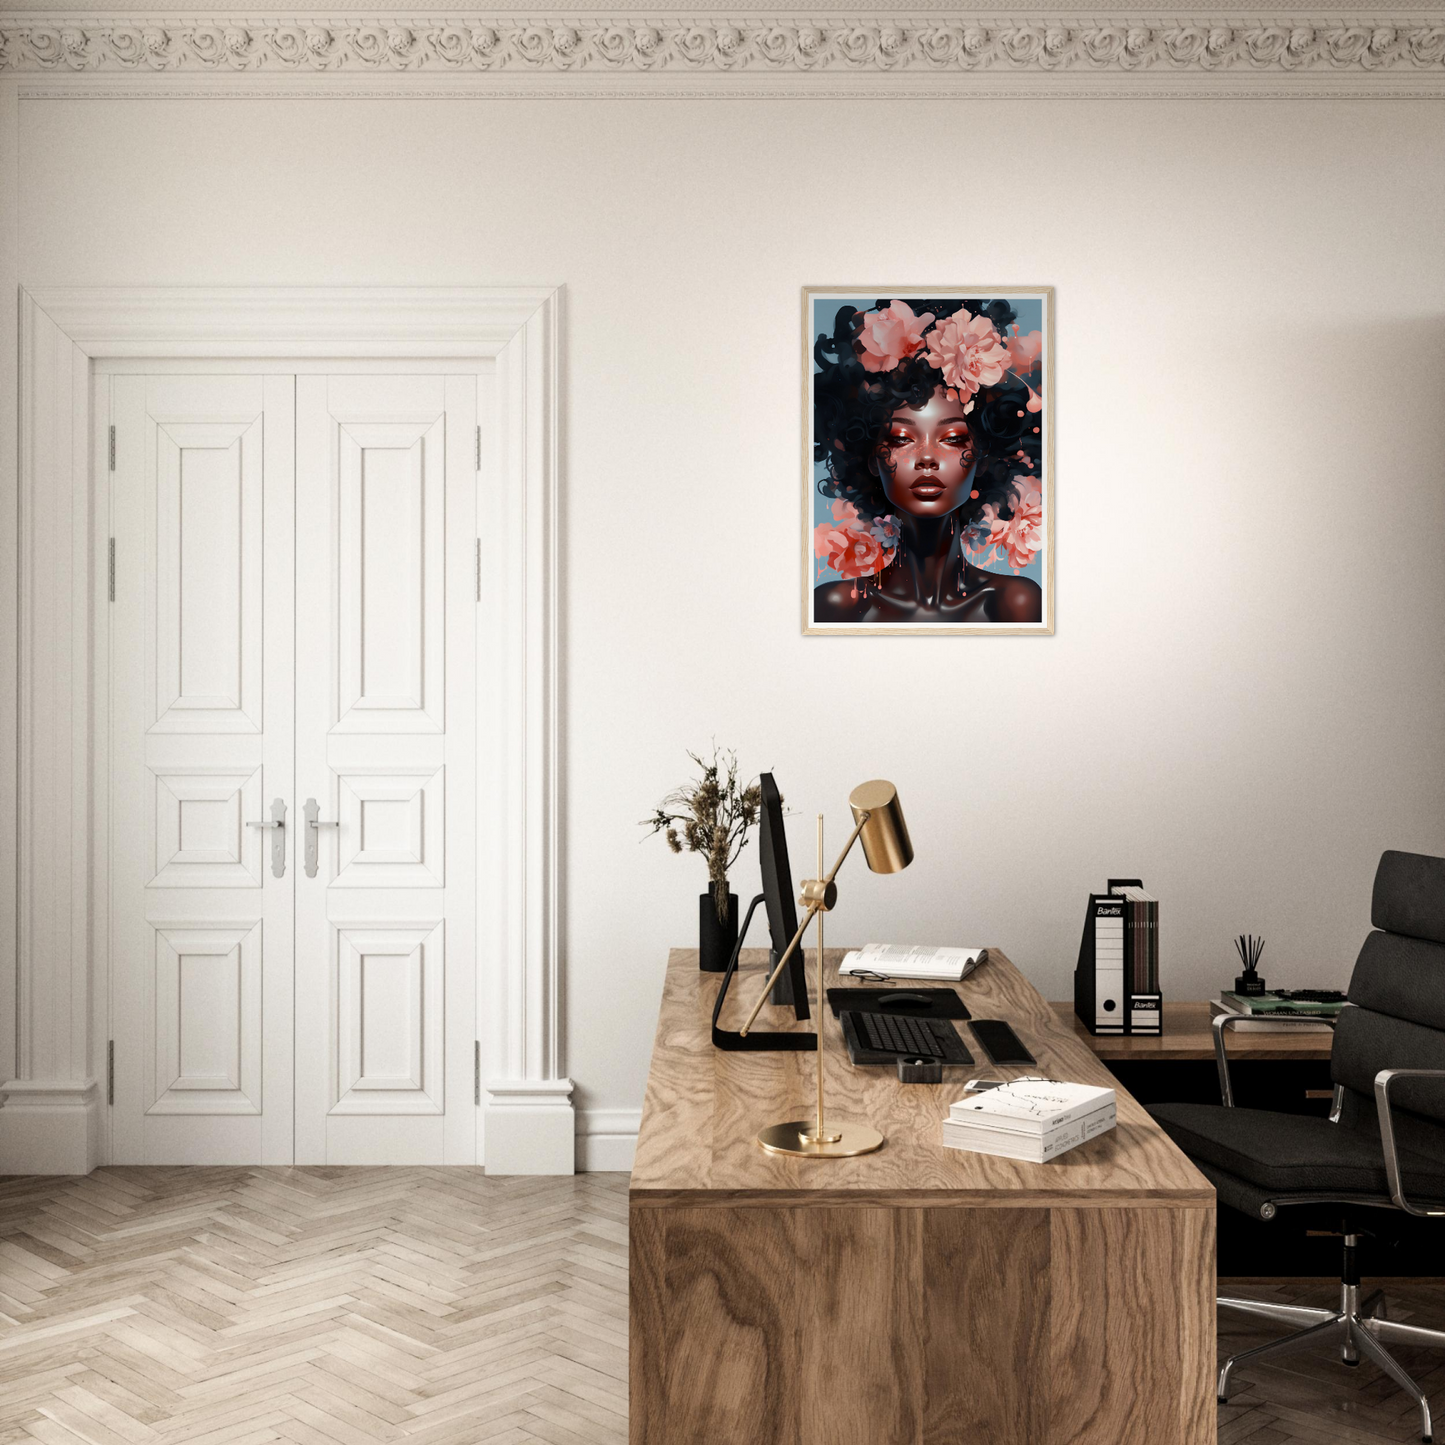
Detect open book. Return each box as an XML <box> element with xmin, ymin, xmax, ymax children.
<box><xmin>839</xmin><ymin>943</ymin><xmax>987</xmax><ymax>982</ymax></box>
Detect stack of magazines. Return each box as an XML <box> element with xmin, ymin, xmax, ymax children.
<box><xmin>1210</xmin><ymin>989</ymin><xmax>1344</xmax><ymax>1033</ymax></box>
<box><xmin>1119</xmin><ymin>886</ymin><xmax>1159</xmax><ymax>996</ymax></box>
<box><xmin>941</xmin><ymin>1078</ymin><xmax>1117</xmax><ymax>1163</ymax></box>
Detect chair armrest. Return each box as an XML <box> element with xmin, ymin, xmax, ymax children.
<box><xmin>1374</xmin><ymin>1068</ymin><xmax>1445</xmax><ymax>1217</ymax></box>
<box><xmin>1212</xmin><ymin>1011</ymin><xmax>1337</xmax><ymax>1108</ymax></box>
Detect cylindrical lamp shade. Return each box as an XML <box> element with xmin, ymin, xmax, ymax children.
<box><xmin>848</xmin><ymin>780</ymin><xmax>913</xmax><ymax>874</ymax></box>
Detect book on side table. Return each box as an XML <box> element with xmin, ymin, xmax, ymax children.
<box><xmin>1210</xmin><ymin>990</ymin><xmax>1345</xmax><ymax>1033</ymax></box>
<box><xmin>941</xmin><ymin>1078</ymin><xmax>1117</xmax><ymax>1163</ymax></box>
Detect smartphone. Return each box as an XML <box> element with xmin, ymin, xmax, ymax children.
<box><xmin>969</xmin><ymin>1020</ymin><xmax>1036</xmax><ymax>1066</ymax></box>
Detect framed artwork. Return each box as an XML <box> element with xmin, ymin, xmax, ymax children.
<box><xmin>804</xmin><ymin>287</ymin><xmax>1054</xmax><ymax>635</ymax></box>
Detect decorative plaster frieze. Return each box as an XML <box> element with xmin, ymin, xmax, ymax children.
<box><xmin>2</xmin><ymin>14</ymin><xmax>1444</xmax><ymax>77</ymax></box>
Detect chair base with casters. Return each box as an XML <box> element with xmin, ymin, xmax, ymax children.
<box><xmin>1217</xmin><ymin>1231</ymin><xmax>1443</xmax><ymax>1443</ymax></box>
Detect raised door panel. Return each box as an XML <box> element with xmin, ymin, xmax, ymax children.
<box><xmin>333</xmin><ymin>921</ymin><xmax>443</xmax><ymax>1114</ymax></box>
<box><xmin>150</xmin><ymin>420</ymin><xmax>263</xmax><ymax>733</ymax></box>
<box><xmin>148</xmin><ymin>921</ymin><xmax>262</xmax><ymax>1115</ymax></box>
<box><xmin>110</xmin><ymin>374</ymin><xmax>295</xmax><ymax>1166</ymax></box>
<box><xmin>295</xmin><ymin>374</ymin><xmax>476</xmax><ymax>1166</ymax></box>
<box><xmin>149</xmin><ymin>766</ymin><xmax>263</xmax><ymax>888</ymax></box>
<box><xmin>336</xmin><ymin>423</ymin><xmax>444</xmax><ymax>733</ymax></box>
<box><xmin>333</xmin><ymin>767</ymin><xmax>444</xmax><ymax>889</ymax></box>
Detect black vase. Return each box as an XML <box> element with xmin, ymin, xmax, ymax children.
<box><xmin>699</xmin><ymin>888</ymin><xmax>739</xmax><ymax>972</ymax></box>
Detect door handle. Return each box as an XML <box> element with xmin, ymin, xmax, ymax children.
<box><xmin>246</xmin><ymin>797</ymin><xmax>288</xmax><ymax>879</ymax></box>
<box><xmin>303</xmin><ymin>797</ymin><xmax>339</xmax><ymax>879</ymax></box>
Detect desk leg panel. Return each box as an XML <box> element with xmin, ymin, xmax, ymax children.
<box><xmin>797</xmin><ymin>1207</ymin><xmax>924</xmax><ymax>1444</ymax></box>
<box><xmin>1048</xmin><ymin>1205</ymin><xmax>1216</xmax><ymax>1445</ymax></box>
<box><xmin>631</xmin><ymin>1203</ymin><xmax>803</xmax><ymax>1445</ymax></box>
<box><xmin>628</xmin><ymin>1204</ymin><xmax>667</xmax><ymax>1445</ymax></box>
<box><xmin>922</xmin><ymin>1207</ymin><xmax>1051</xmax><ymax>1445</ymax></box>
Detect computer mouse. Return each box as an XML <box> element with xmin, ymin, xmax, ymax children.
<box><xmin>879</xmin><ymin>992</ymin><xmax>933</xmax><ymax>1010</ymax></box>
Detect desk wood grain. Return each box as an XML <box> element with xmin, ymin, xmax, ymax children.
<box><xmin>629</xmin><ymin>948</ymin><xmax>1216</xmax><ymax>1445</ymax></box>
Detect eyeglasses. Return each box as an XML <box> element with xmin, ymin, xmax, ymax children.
<box><xmin>846</xmin><ymin>958</ymin><xmax>986</xmax><ymax>985</ymax></box>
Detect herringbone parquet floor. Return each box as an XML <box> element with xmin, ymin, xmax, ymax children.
<box><xmin>3</xmin><ymin>1168</ymin><xmax>1445</xmax><ymax>1444</ymax></box>
<box><xmin>0</xmin><ymin>1168</ymin><xmax>628</xmax><ymax>1445</ymax></box>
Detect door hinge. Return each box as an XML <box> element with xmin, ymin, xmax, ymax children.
<box><xmin>108</xmin><ymin>425</ymin><xmax>116</xmax><ymax>472</ymax></box>
<box><xmin>108</xmin><ymin>538</ymin><xmax>116</xmax><ymax>602</ymax></box>
<box><xmin>107</xmin><ymin>1040</ymin><xmax>114</xmax><ymax>1105</ymax></box>
<box><xmin>474</xmin><ymin>1041</ymin><xmax>481</xmax><ymax>1106</ymax></box>
<box><xmin>475</xmin><ymin>424</ymin><xmax>482</xmax><ymax>472</ymax></box>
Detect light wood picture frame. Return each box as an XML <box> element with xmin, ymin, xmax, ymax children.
<box><xmin>803</xmin><ymin>286</ymin><xmax>1055</xmax><ymax>636</ymax></box>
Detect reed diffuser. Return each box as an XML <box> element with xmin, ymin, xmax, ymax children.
<box><xmin>1234</xmin><ymin>934</ymin><xmax>1267</xmax><ymax>996</ymax></box>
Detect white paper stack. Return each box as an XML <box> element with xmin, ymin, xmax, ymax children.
<box><xmin>941</xmin><ymin>1079</ymin><xmax>1117</xmax><ymax>1163</ymax></box>
<box><xmin>839</xmin><ymin>943</ymin><xmax>986</xmax><ymax>982</ymax></box>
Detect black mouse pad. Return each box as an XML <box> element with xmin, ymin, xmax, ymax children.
<box><xmin>826</xmin><ymin>987</ymin><xmax>970</xmax><ymax>1020</ymax></box>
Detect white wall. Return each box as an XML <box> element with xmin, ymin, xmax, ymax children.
<box><xmin>16</xmin><ymin>95</ymin><xmax>1445</xmax><ymax>1147</ymax></box>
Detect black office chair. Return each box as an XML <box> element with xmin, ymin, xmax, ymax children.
<box><xmin>1149</xmin><ymin>849</ymin><xmax>1445</xmax><ymax>1444</ymax></box>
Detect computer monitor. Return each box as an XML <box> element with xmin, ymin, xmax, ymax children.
<box><xmin>709</xmin><ymin>771</ymin><xmax>815</xmax><ymax>1051</ymax></box>
<box><xmin>758</xmin><ymin>773</ymin><xmax>810</xmax><ymax>1020</ymax></box>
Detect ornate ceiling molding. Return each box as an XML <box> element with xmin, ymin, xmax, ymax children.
<box><xmin>2</xmin><ymin>13</ymin><xmax>1443</xmax><ymax>87</ymax></box>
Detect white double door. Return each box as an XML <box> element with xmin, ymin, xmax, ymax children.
<box><xmin>109</xmin><ymin>371</ymin><xmax>477</xmax><ymax>1164</ymax></box>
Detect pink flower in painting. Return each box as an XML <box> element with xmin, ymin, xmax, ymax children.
<box><xmin>837</xmin><ymin>528</ymin><xmax>892</xmax><ymax>579</ymax></box>
<box><xmin>814</xmin><ymin>499</ymin><xmax>895</xmax><ymax>579</ymax></box>
<box><xmin>924</xmin><ymin>311</ymin><xmax>1008</xmax><ymax>397</ymax></box>
<box><xmin>855</xmin><ymin>300</ymin><xmax>935</xmax><ymax>373</ymax></box>
<box><xmin>1004</xmin><ymin>328</ymin><xmax>1044</xmax><ymax>377</ymax></box>
<box><xmin>982</xmin><ymin>481</ymin><xmax>1045</xmax><ymax>572</ymax></box>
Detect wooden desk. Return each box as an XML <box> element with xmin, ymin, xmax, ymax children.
<box><xmin>631</xmin><ymin>949</ymin><xmax>1215</xmax><ymax>1445</ymax></box>
<box><xmin>1052</xmin><ymin>1000</ymin><xmax>1334</xmax><ymax>1061</ymax></box>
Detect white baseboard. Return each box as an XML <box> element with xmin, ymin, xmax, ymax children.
<box><xmin>483</xmin><ymin>1078</ymin><xmax>575</xmax><ymax>1175</ymax></box>
<box><xmin>0</xmin><ymin>1079</ymin><xmax>101</xmax><ymax>1175</ymax></box>
<box><xmin>0</xmin><ymin>1077</ymin><xmax>637</xmax><ymax>1177</ymax></box>
<box><xmin>576</xmin><ymin>1108</ymin><xmax>640</xmax><ymax>1173</ymax></box>
<box><xmin>0</xmin><ymin>1077</ymin><xmax>636</xmax><ymax>1177</ymax></box>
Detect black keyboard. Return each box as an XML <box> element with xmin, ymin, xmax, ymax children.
<box><xmin>842</xmin><ymin>1010</ymin><xmax>974</xmax><ymax>1065</ymax></box>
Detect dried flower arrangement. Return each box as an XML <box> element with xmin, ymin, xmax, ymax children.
<box><xmin>643</xmin><ymin>747</ymin><xmax>763</xmax><ymax>923</ymax></box>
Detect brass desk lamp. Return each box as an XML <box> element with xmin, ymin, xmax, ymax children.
<box><xmin>738</xmin><ymin>779</ymin><xmax>913</xmax><ymax>1158</ymax></box>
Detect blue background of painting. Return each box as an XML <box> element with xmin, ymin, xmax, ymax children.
<box><xmin>810</xmin><ymin>294</ymin><xmax>1046</xmax><ymax>588</ymax></box>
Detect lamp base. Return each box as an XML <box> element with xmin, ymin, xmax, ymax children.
<box><xmin>756</xmin><ymin>1119</ymin><xmax>885</xmax><ymax>1158</ymax></box>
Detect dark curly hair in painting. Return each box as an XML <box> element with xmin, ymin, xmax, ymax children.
<box><xmin>812</xmin><ymin>298</ymin><xmax>1041</xmax><ymax>533</ymax></box>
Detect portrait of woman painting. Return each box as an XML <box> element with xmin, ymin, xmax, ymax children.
<box><xmin>804</xmin><ymin>287</ymin><xmax>1054</xmax><ymax>635</ymax></box>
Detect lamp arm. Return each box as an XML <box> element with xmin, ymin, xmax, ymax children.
<box><xmin>737</xmin><ymin>901</ymin><xmax>819</xmax><ymax>1038</ymax></box>
<box><xmin>738</xmin><ymin>812</ymin><xmax>870</xmax><ymax>1037</ymax></box>
<box><xmin>821</xmin><ymin>812</ymin><xmax>870</xmax><ymax>887</ymax></box>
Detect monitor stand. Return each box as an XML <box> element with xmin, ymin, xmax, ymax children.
<box><xmin>711</xmin><ymin>894</ymin><xmax>816</xmax><ymax>1053</ymax></box>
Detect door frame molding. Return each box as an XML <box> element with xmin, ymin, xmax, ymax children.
<box><xmin>4</xmin><ymin>286</ymin><xmax>570</xmax><ymax>1174</ymax></box>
